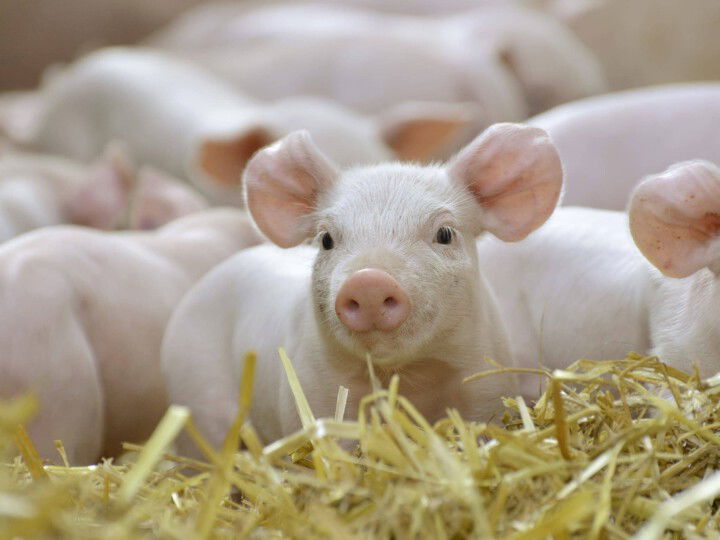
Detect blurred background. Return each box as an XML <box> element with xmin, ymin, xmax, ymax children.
<box><xmin>2</xmin><ymin>0</ymin><xmax>720</xmax><ymax>213</ymax></box>
<box><xmin>2</xmin><ymin>0</ymin><xmax>720</xmax><ymax>91</ymax></box>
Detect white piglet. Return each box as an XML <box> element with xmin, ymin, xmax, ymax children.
<box><xmin>477</xmin><ymin>160</ymin><xmax>720</xmax><ymax>397</ymax></box>
<box><xmin>477</xmin><ymin>206</ymin><xmax>653</xmax><ymax>397</ymax></box>
<box><xmin>162</xmin><ymin>123</ymin><xmax>564</xmax><ymax>452</ymax></box>
<box><xmin>0</xmin><ymin>208</ymin><xmax>263</xmax><ymax>464</ymax></box>
<box><xmin>0</xmin><ymin>149</ymin><xmax>206</xmax><ymax>241</ymax></box>
<box><xmin>629</xmin><ymin>161</ymin><xmax>720</xmax><ymax>376</ymax></box>
<box><xmin>33</xmin><ymin>48</ymin><xmax>474</xmax><ymax>205</ymax></box>
<box><xmin>529</xmin><ymin>83</ymin><xmax>720</xmax><ymax>210</ymax></box>
<box><xmin>150</xmin><ymin>2</ymin><xmax>606</xmax><ymax>119</ymax></box>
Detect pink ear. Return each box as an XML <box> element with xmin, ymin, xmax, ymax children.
<box><xmin>128</xmin><ymin>167</ymin><xmax>209</xmax><ymax>230</ymax></box>
<box><xmin>629</xmin><ymin>161</ymin><xmax>720</xmax><ymax>278</ymax></box>
<box><xmin>66</xmin><ymin>143</ymin><xmax>135</xmax><ymax>230</ymax></box>
<box><xmin>195</xmin><ymin>127</ymin><xmax>275</xmax><ymax>188</ymax></box>
<box><xmin>244</xmin><ymin>130</ymin><xmax>338</xmax><ymax>248</ymax></box>
<box><xmin>447</xmin><ymin>123</ymin><xmax>563</xmax><ymax>241</ymax></box>
<box><xmin>378</xmin><ymin>101</ymin><xmax>481</xmax><ymax>162</ymax></box>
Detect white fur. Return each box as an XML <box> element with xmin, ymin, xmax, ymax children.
<box><xmin>478</xmin><ymin>196</ymin><xmax>720</xmax><ymax>397</ymax></box>
<box><xmin>0</xmin><ymin>208</ymin><xmax>262</xmax><ymax>464</ymax></box>
<box><xmin>477</xmin><ymin>207</ymin><xmax>654</xmax><ymax>397</ymax></box>
<box><xmin>32</xmin><ymin>48</ymin><xmax>394</xmax><ymax>204</ymax></box>
<box><xmin>161</xmin><ymin>131</ymin><xmax>560</xmax><ymax>452</ymax></box>
<box><xmin>0</xmin><ymin>153</ymin><xmax>91</xmax><ymax>241</ymax></box>
<box><xmin>149</xmin><ymin>3</ymin><xmax>524</xmax><ymax>120</ymax></box>
<box><xmin>530</xmin><ymin>83</ymin><xmax>720</xmax><ymax>210</ymax></box>
<box><xmin>150</xmin><ymin>2</ymin><xmax>606</xmax><ymax>118</ymax></box>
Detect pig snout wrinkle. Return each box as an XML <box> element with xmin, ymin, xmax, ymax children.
<box><xmin>335</xmin><ymin>268</ymin><xmax>410</xmax><ymax>332</ymax></box>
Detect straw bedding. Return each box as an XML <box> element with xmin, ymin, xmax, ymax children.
<box><xmin>2</xmin><ymin>350</ymin><xmax>720</xmax><ymax>538</ymax></box>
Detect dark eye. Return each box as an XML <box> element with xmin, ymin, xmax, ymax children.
<box><xmin>321</xmin><ymin>232</ymin><xmax>334</xmax><ymax>250</ymax></box>
<box><xmin>436</xmin><ymin>227</ymin><xmax>453</xmax><ymax>245</ymax></box>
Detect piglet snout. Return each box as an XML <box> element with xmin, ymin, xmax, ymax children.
<box><xmin>335</xmin><ymin>269</ymin><xmax>410</xmax><ymax>332</ymax></box>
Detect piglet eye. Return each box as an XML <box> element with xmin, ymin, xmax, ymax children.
<box><xmin>436</xmin><ymin>226</ymin><xmax>453</xmax><ymax>245</ymax></box>
<box><xmin>321</xmin><ymin>232</ymin><xmax>334</xmax><ymax>250</ymax></box>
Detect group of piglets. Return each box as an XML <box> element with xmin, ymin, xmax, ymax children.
<box><xmin>0</xmin><ymin>0</ymin><xmax>719</xmax><ymax>465</ymax></box>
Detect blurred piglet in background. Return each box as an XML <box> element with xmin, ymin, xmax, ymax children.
<box><xmin>162</xmin><ymin>123</ymin><xmax>563</xmax><ymax>454</ymax></box>
<box><xmin>148</xmin><ymin>2</ymin><xmax>607</xmax><ymax>126</ymax></box>
<box><xmin>0</xmin><ymin>145</ymin><xmax>206</xmax><ymax>242</ymax></box>
<box><xmin>530</xmin><ymin>83</ymin><xmax>720</xmax><ymax>210</ymax></box>
<box><xmin>477</xmin><ymin>161</ymin><xmax>720</xmax><ymax>397</ymax></box>
<box><xmin>31</xmin><ymin>48</ymin><xmax>477</xmax><ymax>206</ymax></box>
<box><xmin>0</xmin><ymin>208</ymin><xmax>263</xmax><ymax>464</ymax></box>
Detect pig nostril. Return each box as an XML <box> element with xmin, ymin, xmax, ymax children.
<box><xmin>383</xmin><ymin>297</ymin><xmax>397</xmax><ymax>309</ymax></box>
<box><xmin>348</xmin><ymin>300</ymin><xmax>360</xmax><ymax>312</ymax></box>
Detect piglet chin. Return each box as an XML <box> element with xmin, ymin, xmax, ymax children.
<box><xmin>340</xmin><ymin>331</ymin><xmax>424</xmax><ymax>368</ymax></box>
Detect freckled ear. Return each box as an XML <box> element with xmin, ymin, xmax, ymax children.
<box><xmin>629</xmin><ymin>161</ymin><xmax>720</xmax><ymax>278</ymax></box>
<box><xmin>128</xmin><ymin>167</ymin><xmax>209</xmax><ymax>230</ymax></box>
<box><xmin>243</xmin><ymin>130</ymin><xmax>338</xmax><ymax>248</ymax></box>
<box><xmin>448</xmin><ymin>123</ymin><xmax>563</xmax><ymax>241</ymax></box>
<box><xmin>378</xmin><ymin>101</ymin><xmax>481</xmax><ymax>162</ymax></box>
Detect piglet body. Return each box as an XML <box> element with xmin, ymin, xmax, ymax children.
<box><xmin>33</xmin><ymin>48</ymin><xmax>470</xmax><ymax>205</ymax></box>
<box><xmin>162</xmin><ymin>124</ymin><xmax>564</xmax><ymax>453</ymax></box>
<box><xmin>0</xmin><ymin>208</ymin><xmax>262</xmax><ymax>464</ymax></box>
<box><xmin>151</xmin><ymin>2</ymin><xmax>606</xmax><ymax>118</ymax></box>
<box><xmin>529</xmin><ymin>83</ymin><xmax>720</xmax><ymax>210</ymax></box>
<box><xmin>477</xmin><ymin>207</ymin><xmax>653</xmax><ymax>396</ymax></box>
<box><xmin>478</xmin><ymin>161</ymin><xmax>720</xmax><ymax>396</ymax></box>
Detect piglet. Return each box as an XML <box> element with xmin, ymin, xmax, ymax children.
<box><xmin>150</xmin><ymin>2</ymin><xmax>605</xmax><ymax>119</ymax></box>
<box><xmin>476</xmin><ymin>205</ymin><xmax>653</xmax><ymax>397</ymax></box>
<box><xmin>0</xmin><ymin>147</ymin><xmax>208</xmax><ymax>242</ymax></box>
<box><xmin>530</xmin><ymin>83</ymin><xmax>720</xmax><ymax>210</ymax></box>
<box><xmin>0</xmin><ymin>208</ymin><xmax>263</xmax><ymax>464</ymax></box>
<box><xmin>476</xmin><ymin>160</ymin><xmax>720</xmax><ymax>397</ymax></box>
<box><xmin>629</xmin><ymin>160</ymin><xmax>720</xmax><ymax>376</ymax></box>
<box><xmin>127</xmin><ymin>166</ymin><xmax>209</xmax><ymax>230</ymax></box>
<box><xmin>161</xmin><ymin>123</ymin><xmax>563</xmax><ymax>454</ymax></box>
<box><xmin>33</xmin><ymin>48</ymin><xmax>473</xmax><ymax>205</ymax></box>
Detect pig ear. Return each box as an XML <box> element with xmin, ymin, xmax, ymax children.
<box><xmin>378</xmin><ymin>101</ymin><xmax>481</xmax><ymax>162</ymax></box>
<box><xmin>629</xmin><ymin>161</ymin><xmax>720</xmax><ymax>278</ymax></box>
<box><xmin>244</xmin><ymin>130</ymin><xmax>338</xmax><ymax>248</ymax></box>
<box><xmin>448</xmin><ymin>123</ymin><xmax>563</xmax><ymax>241</ymax></box>
<box><xmin>195</xmin><ymin>126</ymin><xmax>275</xmax><ymax>189</ymax></box>
<box><xmin>128</xmin><ymin>167</ymin><xmax>209</xmax><ymax>230</ymax></box>
<box><xmin>67</xmin><ymin>143</ymin><xmax>136</xmax><ymax>230</ymax></box>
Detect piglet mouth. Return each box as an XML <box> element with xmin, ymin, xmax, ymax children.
<box><xmin>342</xmin><ymin>330</ymin><xmax>415</xmax><ymax>365</ymax></box>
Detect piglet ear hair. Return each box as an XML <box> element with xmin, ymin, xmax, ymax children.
<box><xmin>629</xmin><ymin>160</ymin><xmax>720</xmax><ymax>278</ymax></box>
<box><xmin>244</xmin><ymin>130</ymin><xmax>338</xmax><ymax>248</ymax></box>
<box><xmin>447</xmin><ymin>122</ymin><xmax>563</xmax><ymax>241</ymax></box>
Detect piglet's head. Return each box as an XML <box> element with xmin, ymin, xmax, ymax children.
<box><xmin>629</xmin><ymin>160</ymin><xmax>720</xmax><ymax>278</ymax></box>
<box><xmin>244</xmin><ymin>124</ymin><xmax>562</xmax><ymax>366</ymax></box>
<box><xmin>128</xmin><ymin>167</ymin><xmax>209</xmax><ymax>230</ymax></box>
